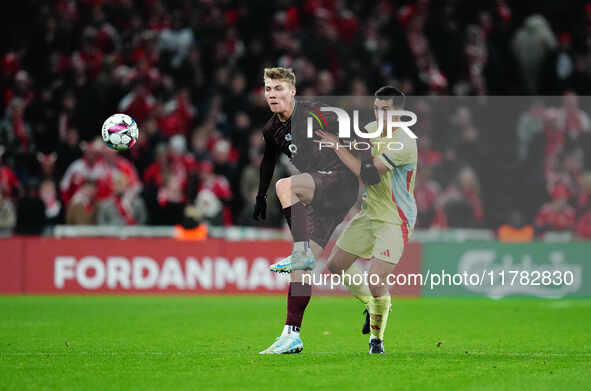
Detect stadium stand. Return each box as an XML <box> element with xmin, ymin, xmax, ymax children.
<box><xmin>2</xmin><ymin>0</ymin><xmax>591</xmax><ymax>239</ymax></box>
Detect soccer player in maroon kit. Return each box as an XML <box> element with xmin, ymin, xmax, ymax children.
<box><xmin>255</xmin><ymin>67</ymin><xmax>366</xmax><ymax>354</ymax></box>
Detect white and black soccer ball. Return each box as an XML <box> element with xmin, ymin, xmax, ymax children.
<box><xmin>101</xmin><ymin>113</ymin><xmax>139</xmax><ymax>151</ymax></box>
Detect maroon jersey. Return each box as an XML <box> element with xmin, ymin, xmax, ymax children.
<box><xmin>257</xmin><ymin>100</ymin><xmax>366</xmax><ymax>197</ymax></box>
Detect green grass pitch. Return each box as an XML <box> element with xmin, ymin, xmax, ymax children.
<box><xmin>1</xmin><ymin>296</ymin><xmax>590</xmax><ymax>390</ymax></box>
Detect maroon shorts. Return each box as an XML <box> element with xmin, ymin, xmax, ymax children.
<box><xmin>305</xmin><ymin>169</ymin><xmax>359</xmax><ymax>248</ymax></box>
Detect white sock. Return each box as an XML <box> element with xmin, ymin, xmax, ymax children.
<box><xmin>293</xmin><ymin>241</ymin><xmax>309</xmax><ymax>253</ymax></box>
<box><xmin>282</xmin><ymin>325</ymin><xmax>300</xmax><ymax>337</ymax></box>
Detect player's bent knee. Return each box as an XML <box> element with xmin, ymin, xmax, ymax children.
<box><xmin>291</xmin><ymin>174</ymin><xmax>315</xmax><ymax>196</ymax></box>
<box><xmin>275</xmin><ymin>177</ymin><xmax>291</xmax><ymax>193</ymax></box>
<box><xmin>293</xmin><ymin>173</ymin><xmax>314</xmax><ymax>188</ymax></box>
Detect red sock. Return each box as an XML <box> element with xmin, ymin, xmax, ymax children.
<box><xmin>285</xmin><ymin>282</ymin><xmax>312</xmax><ymax>328</ymax></box>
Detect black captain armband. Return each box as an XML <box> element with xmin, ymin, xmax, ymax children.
<box><xmin>360</xmin><ymin>159</ymin><xmax>380</xmax><ymax>186</ymax></box>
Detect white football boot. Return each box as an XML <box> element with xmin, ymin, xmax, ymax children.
<box><xmin>259</xmin><ymin>333</ymin><xmax>303</xmax><ymax>354</ymax></box>
<box><xmin>269</xmin><ymin>244</ymin><xmax>315</xmax><ymax>273</ymax></box>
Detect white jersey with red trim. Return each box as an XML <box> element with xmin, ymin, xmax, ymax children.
<box><xmin>361</xmin><ymin>122</ymin><xmax>417</xmax><ymax>229</ymax></box>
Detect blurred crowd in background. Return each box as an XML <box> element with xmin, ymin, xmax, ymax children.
<box><xmin>2</xmin><ymin>0</ymin><xmax>591</xmax><ymax>239</ymax></box>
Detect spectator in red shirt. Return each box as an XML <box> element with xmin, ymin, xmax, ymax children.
<box><xmin>436</xmin><ymin>167</ymin><xmax>484</xmax><ymax>228</ymax></box>
<box><xmin>0</xmin><ymin>97</ymin><xmax>34</xmax><ymax>154</ymax></box>
<box><xmin>0</xmin><ymin>151</ymin><xmax>21</xmax><ymax>199</ymax></box>
<box><xmin>413</xmin><ymin>166</ymin><xmax>440</xmax><ymax>228</ymax></box>
<box><xmin>196</xmin><ymin>160</ymin><xmax>232</xmax><ymax>226</ymax></box>
<box><xmin>542</xmin><ymin>108</ymin><xmax>565</xmax><ymax>176</ymax></box>
<box><xmin>418</xmin><ymin>135</ymin><xmax>442</xmax><ymax>168</ymax></box>
<box><xmin>557</xmin><ymin>91</ymin><xmax>590</xmax><ymax>141</ymax></box>
<box><xmin>143</xmin><ymin>137</ymin><xmax>197</xmax><ymax>225</ymax></box>
<box><xmin>534</xmin><ymin>185</ymin><xmax>575</xmax><ymax>234</ymax></box>
<box><xmin>144</xmin><ymin>136</ymin><xmax>196</xmax><ymax>191</ymax></box>
<box><xmin>4</xmin><ymin>70</ymin><xmax>34</xmax><ymax>109</ymax></box>
<box><xmin>97</xmin><ymin>173</ymin><xmax>147</xmax><ymax>226</ymax></box>
<box><xmin>65</xmin><ymin>180</ymin><xmax>97</xmax><ymax>225</ymax></box>
<box><xmin>575</xmin><ymin>209</ymin><xmax>591</xmax><ymax>239</ymax></box>
<box><xmin>40</xmin><ymin>178</ymin><xmax>62</xmax><ymax>226</ymax></box>
<box><xmin>158</xmin><ymin>87</ymin><xmax>195</xmax><ymax>137</ymax></box>
<box><xmin>143</xmin><ymin>143</ymin><xmax>170</xmax><ymax>189</ymax></box>
<box><xmin>59</xmin><ymin>138</ymin><xmax>108</xmax><ymax>205</ymax></box>
<box><xmin>154</xmin><ymin>174</ymin><xmax>185</xmax><ymax>225</ymax></box>
<box><xmin>75</xmin><ymin>32</ymin><xmax>104</xmax><ymax>80</ymax></box>
<box><xmin>118</xmin><ymin>81</ymin><xmax>155</xmax><ymax>125</ymax></box>
<box><xmin>459</xmin><ymin>167</ymin><xmax>484</xmax><ymax>223</ymax></box>
<box><xmin>576</xmin><ymin>172</ymin><xmax>591</xmax><ymax>216</ymax></box>
<box><xmin>102</xmin><ymin>147</ymin><xmax>142</xmax><ymax>199</ymax></box>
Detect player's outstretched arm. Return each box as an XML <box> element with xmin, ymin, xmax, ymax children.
<box><xmin>314</xmin><ymin>130</ymin><xmax>388</xmax><ymax>182</ymax></box>
<box><xmin>254</xmin><ymin>138</ymin><xmax>280</xmax><ymax>221</ymax></box>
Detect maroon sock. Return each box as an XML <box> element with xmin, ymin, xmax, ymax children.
<box><xmin>285</xmin><ymin>282</ymin><xmax>312</xmax><ymax>328</ymax></box>
<box><xmin>281</xmin><ymin>205</ymin><xmax>292</xmax><ymax>229</ymax></box>
<box><xmin>283</xmin><ymin>201</ymin><xmax>308</xmax><ymax>242</ymax></box>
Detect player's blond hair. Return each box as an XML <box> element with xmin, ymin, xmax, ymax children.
<box><xmin>263</xmin><ymin>67</ymin><xmax>296</xmax><ymax>87</ymax></box>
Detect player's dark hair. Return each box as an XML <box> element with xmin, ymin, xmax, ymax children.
<box><xmin>374</xmin><ymin>86</ymin><xmax>405</xmax><ymax>108</ymax></box>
